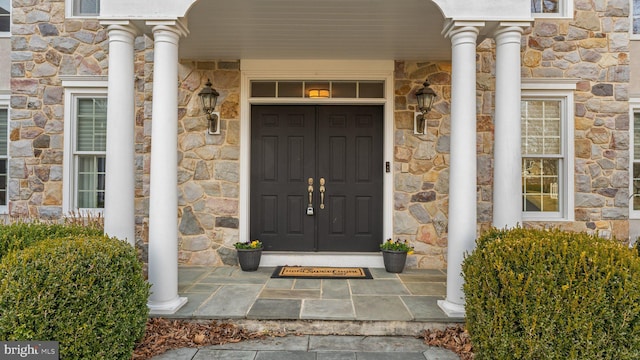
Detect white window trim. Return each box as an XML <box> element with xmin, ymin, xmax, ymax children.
<box><xmin>521</xmin><ymin>79</ymin><xmax>576</xmax><ymax>221</ymax></box>
<box><xmin>0</xmin><ymin>92</ymin><xmax>9</xmax><ymax>214</ymax></box>
<box><xmin>531</xmin><ymin>0</ymin><xmax>573</xmax><ymax>19</ymax></box>
<box><xmin>65</xmin><ymin>0</ymin><xmax>99</xmax><ymax>19</ymax></box>
<box><xmin>629</xmin><ymin>98</ymin><xmax>640</xmax><ymax>218</ymax></box>
<box><xmin>61</xmin><ymin>76</ymin><xmax>107</xmax><ymax>216</ymax></box>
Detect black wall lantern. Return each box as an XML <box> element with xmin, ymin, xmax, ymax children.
<box><xmin>198</xmin><ymin>79</ymin><xmax>220</xmax><ymax>134</ymax></box>
<box><xmin>414</xmin><ymin>81</ymin><xmax>436</xmax><ymax>135</ymax></box>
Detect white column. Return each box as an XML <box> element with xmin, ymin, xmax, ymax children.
<box><xmin>438</xmin><ymin>23</ymin><xmax>482</xmax><ymax>318</ymax></box>
<box><xmin>102</xmin><ymin>22</ymin><xmax>137</xmax><ymax>246</ymax></box>
<box><xmin>493</xmin><ymin>23</ymin><xmax>528</xmax><ymax>229</ymax></box>
<box><xmin>146</xmin><ymin>22</ymin><xmax>188</xmax><ymax>314</ymax></box>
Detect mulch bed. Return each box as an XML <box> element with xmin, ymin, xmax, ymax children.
<box><xmin>133</xmin><ymin>318</ymin><xmax>474</xmax><ymax>360</ymax></box>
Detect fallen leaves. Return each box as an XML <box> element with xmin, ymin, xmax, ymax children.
<box><xmin>133</xmin><ymin>319</ymin><xmax>475</xmax><ymax>360</ymax></box>
<box><xmin>132</xmin><ymin>318</ymin><xmax>266</xmax><ymax>359</ymax></box>
<box><xmin>422</xmin><ymin>325</ymin><xmax>474</xmax><ymax>360</ymax></box>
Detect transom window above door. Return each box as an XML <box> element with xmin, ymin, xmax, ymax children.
<box><xmin>250</xmin><ymin>80</ymin><xmax>385</xmax><ymax>99</ymax></box>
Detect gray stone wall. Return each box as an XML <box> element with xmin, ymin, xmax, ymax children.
<box><xmin>9</xmin><ymin>1</ymin><xmax>108</xmax><ymax>219</ymax></box>
<box><xmin>521</xmin><ymin>0</ymin><xmax>630</xmax><ymax>240</ymax></box>
<box><xmin>393</xmin><ymin>61</ymin><xmax>452</xmax><ymax>269</ymax></box>
<box><xmin>174</xmin><ymin>60</ymin><xmax>241</xmax><ymax>266</ymax></box>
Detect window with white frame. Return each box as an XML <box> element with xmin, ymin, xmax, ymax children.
<box><xmin>0</xmin><ymin>0</ymin><xmax>10</xmax><ymax>34</ymax></box>
<box><xmin>62</xmin><ymin>78</ymin><xmax>107</xmax><ymax>213</ymax></box>
<box><xmin>531</xmin><ymin>0</ymin><xmax>572</xmax><ymax>18</ymax></box>
<box><xmin>66</xmin><ymin>0</ymin><xmax>99</xmax><ymax>18</ymax></box>
<box><xmin>521</xmin><ymin>82</ymin><xmax>575</xmax><ymax>220</ymax></box>
<box><xmin>0</xmin><ymin>100</ymin><xmax>8</xmax><ymax>211</ymax></box>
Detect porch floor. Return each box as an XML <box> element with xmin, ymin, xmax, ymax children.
<box><xmin>163</xmin><ymin>266</ymin><xmax>464</xmax><ymax>335</ymax></box>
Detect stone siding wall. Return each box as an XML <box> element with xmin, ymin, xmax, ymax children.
<box><xmin>174</xmin><ymin>60</ymin><xmax>241</xmax><ymax>266</ymax></box>
<box><xmin>520</xmin><ymin>0</ymin><xmax>630</xmax><ymax>240</ymax></box>
<box><xmin>9</xmin><ymin>1</ymin><xmax>108</xmax><ymax>219</ymax></box>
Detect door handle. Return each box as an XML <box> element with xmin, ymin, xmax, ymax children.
<box><xmin>319</xmin><ymin>178</ymin><xmax>326</xmax><ymax>209</ymax></box>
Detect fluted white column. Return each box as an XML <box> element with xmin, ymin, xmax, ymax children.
<box><xmin>102</xmin><ymin>22</ymin><xmax>137</xmax><ymax>245</ymax></box>
<box><xmin>438</xmin><ymin>23</ymin><xmax>483</xmax><ymax>318</ymax></box>
<box><xmin>146</xmin><ymin>22</ymin><xmax>188</xmax><ymax>314</ymax></box>
<box><xmin>492</xmin><ymin>23</ymin><xmax>529</xmax><ymax>229</ymax></box>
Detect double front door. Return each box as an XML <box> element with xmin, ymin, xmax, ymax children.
<box><xmin>250</xmin><ymin>105</ymin><xmax>383</xmax><ymax>252</ymax></box>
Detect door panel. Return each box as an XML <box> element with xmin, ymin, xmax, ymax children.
<box><xmin>317</xmin><ymin>106</ymin><xmax>383</xmax><ymax>251</ymax></box>
<box><xmin>251</xmin><ymin>106</ymin><xmax>316</xmax><ymax>251</ymax></box>
<box><xmin>251</xmin><ymin>105</ymin><xmax>383</xmax><ymax>252</ymax></box>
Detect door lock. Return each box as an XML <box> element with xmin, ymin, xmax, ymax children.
<box><xmin>307</xmin><ymin>178</ymin><xmax>314</xmax><ymax>216</ymax></box>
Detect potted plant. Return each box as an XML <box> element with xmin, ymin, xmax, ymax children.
<box><xmin>234</xmin><ymin>240</ymin><xmax>263</xmax><ymax>271</ymax></box>
<box><xmin>380</xmin><ymin>238</ymin><xmax>414</xmax><ymax>273</ymax></box>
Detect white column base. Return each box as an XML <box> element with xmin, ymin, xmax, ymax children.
<box><xmin>148</xmin><ymin>296</ymin><xmax>188</xmax><ymax>315</ymax></box>
<box><xmin>437</xmin><ymin>299</ymin><xmax>466</xmax><ymax>318</ymax></box>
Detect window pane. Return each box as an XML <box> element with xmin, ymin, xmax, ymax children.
<box><xmin>634</xmin><ymin>163</ymin><xmax>640</xmax><ymax>211</ymax></box>
<box><xmin>0</xmin><ymin>109</ymin><xmax>6</xmax><ymax>157</ymax></box>
<box><xmin>522</xmin><ymin>158</ymin><xmax>560</xmax><ymax>212</ymax></box>
<box><xmin>251</xmin><ymin>82</ymin><xmax>276</xmax><ymax>97</ymax></box>
<box><xmin>77</xmin><ymin>98</ymin><xmax>107</xmax><ymax>151</ymax></box>
<box><xmin>634</xmin><ymin>113</ymin><xmax>640</xmax><ymax>159</ymax></box>
<box><xmin>304</xmin><ymin>82</ymin><xmax>330</xmax><ymax>98</ymax></box>
<box><xmin>0</xmin><ymin>160</ymin><xmax>6</xmax><ymax>206</ymax></box>
<box><xmin>278</xmin><ymin>82</ymin><xmax>303</xmax><ymax>97</ymax></box>
<box><xmin>332</xmin><ymin>82</ymin><xmax>357</xmax><ymax>98</ymax></box>
<box><xmin>74</xmin><ymin>0</ymin><xmax>99</xmax><ymax>16</ymax></box>
<box><xmin>532</xmin><ymin>0</ymin><xmax>559</xmax><ymax>13</ymax></box>
<box><xmin>521</xmin><ymin>99</ymin><xmax>562</xmax><ymax>155</ymax></box>
<box><xmin>359</xmin><ymin>82</ymin><xmax>384</xmax><ymax>98</ymax></box>
<box><xmin>77</xmin><ymin>155</ymin><xmax>105</xmax><ymax>208</ymax></box>
<box><xmin>0</xmin><ymin>0</ymin><xmax>7</xmax><ymax>32</ymax></box>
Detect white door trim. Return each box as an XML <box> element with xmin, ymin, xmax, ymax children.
<box><xmin>239</xmin><ymin>60</ymin><xmax>394</xmax><ymax>266</ymax></box>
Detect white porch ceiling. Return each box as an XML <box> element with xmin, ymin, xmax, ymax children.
<box><xmin>179</xmin><ymin>0</ymin><xmax>450</xmax><ymax>61</ymax></box>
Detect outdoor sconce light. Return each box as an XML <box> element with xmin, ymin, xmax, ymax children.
<box><xmin>198</xmin><ymin>79</ymin><xmax>220</xmax><ymax>135</ymax></box>
<box><xmin>414</xmin><ymin>81</ymin><xmax>436</xmax><ymax>135</ymax></box>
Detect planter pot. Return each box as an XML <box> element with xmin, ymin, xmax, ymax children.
<box><xmin>382</xmin><ymin>250</ymin><xmax>407</xmax><ymax>273</ymax></box>
<box><xmin>237</xmin><ymin>248</ymin><xmax>263</xmax><ymax>271</ymax></box>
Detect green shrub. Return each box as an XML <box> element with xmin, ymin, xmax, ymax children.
<box><xmin>463</xmin><ymin>228</ymin><xmax>640</xmax><ymax>360</ymax></box>
<box><xmin>0</xmin><ymin>235</ymin><xmax>150</xmax><ymax>360</ymax></box>
<box><xmin>0</xmin><ymin>221</ymin><xmax>103</xmax><ymax>260</ymax></box>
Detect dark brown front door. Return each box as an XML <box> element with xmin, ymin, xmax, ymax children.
<box><xmin>250</xmin><ymin>105</ymin><xmax>383</xmax><ymax>252</ymax></box>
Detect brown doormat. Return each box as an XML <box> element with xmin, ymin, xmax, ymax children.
<box><xmin>271</xmin><ymin>266</ymin><xmax>373</xmax><ymax>279</ymax></box>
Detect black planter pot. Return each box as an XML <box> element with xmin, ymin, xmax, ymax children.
<box><xmin>382</xmin><ymin>250</ymin><xmax>408</xmax><ymax>273</ymax></box>
<box><xmin>237</xmin><ymin>248</ymin><xmax>263</xmax><ymax>271</ymax></box>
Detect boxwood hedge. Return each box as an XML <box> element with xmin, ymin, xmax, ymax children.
<box><xmin>463</xmin><ymin>228</ymin><xmax>640</xmax><ymax>360</ymax></box>
<box><xmin>0</xmin><ymin>235</ymin><xmax>149</xmax><ymax>359</ymax></box>
<box><xmin>0</xmin><ymin>221</ymin><xmax>103</xmax><ymax>260</ymax></box>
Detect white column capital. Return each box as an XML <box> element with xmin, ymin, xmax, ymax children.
<box><xmin>493</xmin><ymin>23</ymin><xmax>529</xmax><ymax>46</ymax></box>
<box><xmin>443</xmin><ymin>20</ymin><xmax>484</xmax><ymax>43</ymax></box>
<box><xmin>147</xmin><ymin>19</ymin><xmax>189</xmax><ymax>38</ymax></box>
<box><xmin>100</xmin><ymin>20</ymin><xmax>140</xmax><ymax>38</ymax></box>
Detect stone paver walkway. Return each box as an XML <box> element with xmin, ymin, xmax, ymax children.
<box><xmin>169</xmin><ymin>266</ymin><xmax>459</xmax><ymax>325</ymax></box>
<box><xmin>151</xmin><ymin>335</ymin><xmax>460</xmax><ymax>360</ymax></box>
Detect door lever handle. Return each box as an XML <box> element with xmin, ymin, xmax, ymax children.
<box><xmin>307</xmin><ymin>178</ymin><xmax>314</xmax><ymax>206</ymax></box>
<box><xmin>319</xmin><ymin>178</ymin><xmax>326</xmax><ymax>209</ymax></box>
